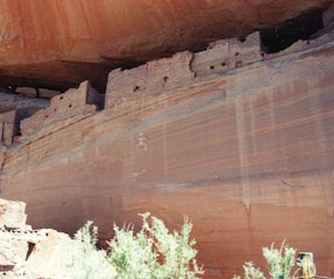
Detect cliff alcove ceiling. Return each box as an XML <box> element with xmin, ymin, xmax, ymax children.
<box><xmin>0</xmin><ymin>0</ymin><xmax>332</xmax><ymax>92</ymax></box>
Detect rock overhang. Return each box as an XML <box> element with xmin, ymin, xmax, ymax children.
<box><xmin>0</xmin><ymin>0</ymin><xmax>332</xmax><ymax>91</ymax></box>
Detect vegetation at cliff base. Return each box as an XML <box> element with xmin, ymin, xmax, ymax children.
<box><xmin>65</xmin><ymin>215</ymin><xmax>304</xmax><ymax>279</ymax></box>
<box><xmin>66</xmin><ymin>212</ymin><xmax>203</xmax><ymax>279</ymax></box>
<box><xmin>233</xmin><ymin>241</ymin><xmax>298</xmax><ymax>279</ymax></box>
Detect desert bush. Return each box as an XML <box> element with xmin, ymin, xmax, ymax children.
<box><xmin>233</xmin><ymin>241</ymin><xmax>297</xmax><ymax>279</ymax></box>
<box><xmin>107</xmin><ymin>212</ymin><xmax>204</xmax><ymax>279</ymax></box>
<box><xmin>64</xmin><ymin>213</ymin><xmax>202</xmax><ymax>279</ymax></box>
<box><xmin>233</xmin><ymin>262</ymin><xmax>266</xmax><ymax>279</ymax></box>
<box><xmin>262</xmin><ymin>241</ymin><xmax>296</xmax><ymax>279</ymax></box>
<box><xmin>65</xmin><ymin>221</ymin><xmax>117</xmax><ymax>279</ymax></box>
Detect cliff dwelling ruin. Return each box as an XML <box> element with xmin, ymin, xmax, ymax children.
<box><xmin>1</xmin><ymin>0</ymin><xmax>334</xmax><ymax>278</ymax></box>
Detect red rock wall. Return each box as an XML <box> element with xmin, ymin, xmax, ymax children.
<box><xmin>1</xmin><ymin>34</ymin><xmax>334</xmax><ymax>278</ymax></box>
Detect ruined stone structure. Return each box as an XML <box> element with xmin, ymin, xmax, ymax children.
<box><xmin>0</xmin><ymin>198</ymin><xmax>90</xmax><ymax>279</ymax></box>
<box><xmin>20</xmin><ymin>81</ymin><xmax>104</xmax><ymax>141</ymax></box>
<box><xmin>0</xmin><ymin>198</ymin><xmax>117</xmax><ymax>279</ymax></box>
<box><xmin>105</xmin><ymin>32</ymin><xmax>262</xmax><ymax>110</ymax></box>
<box><xmin>1</xmin><ymin>21</ymin><xmax>334</xmax><ymax>278</ymax></box>
<box><xmin>0</xmin><ymin>198</ymin><xmax>47</xmax><ymax>277</ymax></box>
<box><xmin>0</xmin><ymin>93</ymin><xmax>50</xmax><ymax>148</ymax></box>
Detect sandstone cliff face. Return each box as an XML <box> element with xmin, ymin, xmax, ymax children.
<box><xmin>1</xmin><ymin>30</ymin><xmax>334</xmax><ymax>278</ymax></box>
<box><xmin>0</xmin><ymin>0</ymin><xmax>331</xmax><ymax>90</ymax></box>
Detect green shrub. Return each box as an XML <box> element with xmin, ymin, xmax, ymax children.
<box><xmin>66</xmin><ymin>221</ymin><xmax>117</xmax><ymax>279</ymax></box>
<box><xmin>262</xmin><ymin>241</ymin><xmax>296</xmax><ymax>279</ymax></box>
<box><xmin>65</xmin><ymin>213</ymin><xmax>203</xmax><ymax>279</ymax></box>
<box><xmin>107</xmin><ymin>212</ymin><xmax>204</xmax><ymax>279</ymax></box>
<box><xmin>233</xmin><ymin>241</ymin><xmax>297</xmax><ymax>279</ymax></box>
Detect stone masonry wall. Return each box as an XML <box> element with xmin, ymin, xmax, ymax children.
<box><xmin>105</xmin><ymin>32</ymin><xmax>263</xmax><ymax>110</ymax></box>
<box><xmin>19</xmin><ymin>81</ymin><xmax>103</xmax><ymax>141</ymax></box>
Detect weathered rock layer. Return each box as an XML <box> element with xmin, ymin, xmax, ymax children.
<box><xmin>1</xmin><ymin>30</ymin><xmax>334</xmax><ymax>278</ymax></box>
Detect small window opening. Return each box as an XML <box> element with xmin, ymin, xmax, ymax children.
<box><xmin>238</xmin><ymin>37</ymin><xmax>246</xmax><ymax>43</ymax></box>
<box><xmin>260</xmin><ymin>10</ymin><xmax>324</xmax><ymax>53</ymax></box>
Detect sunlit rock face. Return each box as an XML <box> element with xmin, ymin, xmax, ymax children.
<box><xmin>0</xmin><ymin>0</ymin><xmax>331</xmax><ymax>90</ymax></box>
